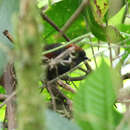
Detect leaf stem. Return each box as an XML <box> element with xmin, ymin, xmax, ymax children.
<box><xmin>42</xmin><ymin>33</ymin><xmax>90</xmax><ymax>55</ymax></box>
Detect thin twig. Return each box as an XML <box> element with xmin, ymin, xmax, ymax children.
<box><xmin>78</xmin><ymin>67</ymin><xmax>88</xmax><ymax>73</ymax></box>
<box><xmin>42</xmin><ymin>35</ymin><xmax>130</xmax><ymax>56</ymax></box>
<box><xmin>59</xmin><ymin>0</ymin><xmax>88</xmax><ymax>36</ymax></box>
<box><xmin>112</xmin><ymin>53</ymin><xmax>125</xmax><ymax>61</ymax></box>
<box><xmin>57</xmin><ymin>79</ymin><xmax>76</xmax><ymax>93</ymax></box>
<box><xmin>3</xmin><ymin>30</ymin><xmax>14</xmax><ymax>43</ymax></box>
<box><xmin>84</xmin><ymin>61</ymin><xmax>92</xmax><ymax>73</ymax></box>
<box><xmin>47</xmin><ymin>85</ymin><xmax>56</xmax><ymax>111</ymax></box>
<box><xmin>89</xmin><ymin>36</ymin><xmax>98</xmax><ymax>68</ymax></box>
<box><xmin>108</xmin><ymin>42</ymin><xmax>113</xmax><ymax>67</ymax></box>
<box><xmin>91</xmin><ymin>46</ymin><xmax>98</xmax><ymax>68</ymax></box>
<box><xmin>40</xmin><ymin>12</ymin><xmax>70</xmax><ymax>42</ymax></box>
<box><xmin>97</xmin><ymin>40</ymin><xmax>100</xmax><ymax>50</ymax></box>
<box><xmin>89</xmin><ymin>42</ymin><xmax>130</xmax><ymax>48</ymax></box>
<box><xmin>46</xmin><ymin>60</ymin><xmax>91</xmax><ymax>84</ymax></box>
<box><xmin>0</xmin><ymin>94</ymin><xmax>8</xmax><ymax>102</ymax></box>
<box><xmin>0</xmin><ymin>91</ymin><xmax>16</xmax><ymax>108</ymax></box>
<box><xmin>61</xmin><ymin>74</ymin><xmax>87</xmax><ymax>81</ymax></box>
<box><xmin>42</xmin><ymin>33</ymin><xmax>90</xmax><ymax>55</ymax></box>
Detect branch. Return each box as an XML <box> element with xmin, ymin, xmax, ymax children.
<box><xmin>0</xmin><ymin>94</ymin><xmax>8</xmax><ymax>102</ymax></box>
<box><xmin>2</xmin><ymin>63</ymin><xmax>16</xmax><ymax>129</ymax></box>
<box><xmin>59</xmin><ymin>0</ymin><xmax>89</xmax><ymax>36</ymax></box>
<box><xmin>78</xmin><ymin>67</ymin><xmax>88</xmax><ymax>73</ymax></box>
<box><xmin>61</xmin><ymin>74</ymin><xmax>87</xmax><ymax>81</ymax></box>
<box><xmin>61</xmin><ymin>66</ymin><xmax>91</xmax><ymax>81</ymax></box>
<box><xmin>88</xmin><ymin>36</ymin><xmax>98</xmax><ymax>68</ymax></box>
<box><xmin>122</xmin><ymin>73</ymin><xmax>130</xmax><ymax>80</ymax></box>
<box><xmin>42</xmin><ymin>33</ymin><xmax>90</xmax><ymax>55</ymax></box>
<box><xmin>86</xmin><ymin>41</ymin><xmax>130</xmax><ymax>48</ymax></box>
<box><xmin>40</xmin><ymin>12</ymin><xmax>70</xmax><ymax>42</ymax></box>
<box><xmin>3</xmin><ymin>30</ymin><xmax>14</xmax><ymax>43</ymax></box>
<box><xmin>84</xmin><ymin>61</ymin><xmax>92</xmax><ymax>73</ymax></box>
<box><xmin>46</xmin><ymin>82</ymin><xmax>72</xmax><ymax>111</ymax></box>
<box><xmin>108</xmin><ymin>42</ymin><xmax>113</xmax><ymax>67</ymax></box>
<box><xmin>57</xmin><ymin>79</ymin><xmax>76</xmax><ymax>93</ymax></box>
<box><xmin>0</xmin><ymin>91</ymin><xmax>16</xmax><ymax>108</ymax></box>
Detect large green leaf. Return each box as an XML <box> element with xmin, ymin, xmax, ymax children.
<box><xmin>112</xmin><ymin>107</ymin><xmax>123</xmax><ymax>127</ymax></box>
<box><xmin>117</xmin><ymin>24</ymin><xmax>130</xmax><ymax>57</ymax></box>
<box><xmin>108</xmin><ymin>0</ymin><xmax>124</xmax><ymax>18</ymax></box>
<box><xmin>74</xmin><ymin>60</ymin><xmax>121</xmax><ymax>130</ymax></box>
<box><xmin>45</xmin><ymin>110</ymin><xmax>81</xmax><ymax>130</ymax></box>
<box><xmin>83</xmin><ymin>3</ymin><xmax>124</xmax><ymax>43</ymax></box>
<box><xmin>83</xmin><ymin>4</ymin><xmax>107</xmax><ymax>41</ymax></box>
<box><xmin>106</xmin><ymin>25</ymin><xmax>124</xmax><ymax>43</ymax></box>
<box><xmin>0</xmin><ymin>86</ymin><xmax>5</xmax><ymax>93</ymax></box>
<box><xmin>89</xmin><ymin>0</ymin><xmax>108</xmax><ymax>24</ymax></box>
<box><xmin>43</xmin><ymin>0</ymin><xmax>87</xmax><ymax>43</ymax></box>
<box><xmin>0</xmin><ymin>0</ymin><xmax>19</xmax><ymax>76</ymax></box>
<box><xmin>109</xmin><ymin>5</ymin><xmax>126</xmax><ymax>26</ymax></box>
<box><xmin>118</xmin><ymin>24</ymin><xmax>130</xmax><ymax>34</ymax></box>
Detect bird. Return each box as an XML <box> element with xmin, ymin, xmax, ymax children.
<box><xmin>43</xmin><ymin>43</ymin><xmax>88</xmax><ymax>80</ymax></box>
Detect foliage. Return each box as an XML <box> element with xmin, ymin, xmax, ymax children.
<box><xmin>73</xmin><ymin>60</ymin><xmax>121</xmax><ymax>130</ymax></box>
<box><xmin>0</xmin><ymin>0</ymin><xmax>130</xmax><ymax>130</ymax></box>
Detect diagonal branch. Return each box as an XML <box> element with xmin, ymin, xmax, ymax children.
<box><xmin>41</xmin><ymin>12</ymin><xmax>70</xmax><ymax>42</ymax></box>
<box><xmin>0</xmin><ymin>94</ymin><xmax>8</xmax><ymax>102</ymax></box>
<box><xmin>57</xmin><ymin>79</ymin><xmax>76</xmax><ymax>93</ymax></box>
<box><xmin>59</xmin><ymin>0</ymin><xmax>89</xmax><ymax>36</ymax></box>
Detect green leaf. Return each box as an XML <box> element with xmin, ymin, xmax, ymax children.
<box><xmin>45</xmin><ymin>110</ymin><xmax>81</xmax><ymax>130</ymax></box>
<box><xmin>43</xmin><ymin>0</ymin><xmax>87</xmax><ymax>43</ymax></box>
<box><xmin>108</xmin><ymin>0</ymin><xmax>124</xmax><ymax>18</ymax></box>
<box><xmin>112</xmin><ymin>107</ymin><xmax>123</xmax><ymax>127</ymax></box>
<box><xmin>89</xmin><ymin>0</ymin><xmax>108</xmax><ymax>24</ymax></box>
<box><xmin>0</xmin><ymin>105</ymin><xmax>6</xmax><ymax>121</ymax></box>
<box><xmin>108</xmin><ymin>5</ymin><xmax>126</xmax><ymax>26</ymax></box>
<box><xmin>0</xmin><ymin>86</ymin><xmax>5</xmax><ymax>94</ymax></box>
<box><xmin>83</xmin><ymin>4</ymin><xmax>106</xmax><ymax>41</ymax></box>
<box><xmin>118</xmin><ymin>24</ymin><xmax>130</xmax><ymax>34</ymax></box>
<box><xmin>117</xmin><ymin>24</ymin><xmax>130</xmax><ymax>58</ymax></box>
<box><xmin>74</xmin><ymin>59</ymin><xmax>121</xmax><ymax>130</ymax></box>
<box><xmin>106</xmin><ymin>25</ymin><xmax>124</xmax><ymax>43</ymax></box>
<box><xmin>0</xmin><ymin>0</ymin><xmax>19</xmax><ymax>76</ymax></box>
<box><xmin>83</xmin><ymin>4</ymin><xmax>124</xmax><ymax>43</ymax></box>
